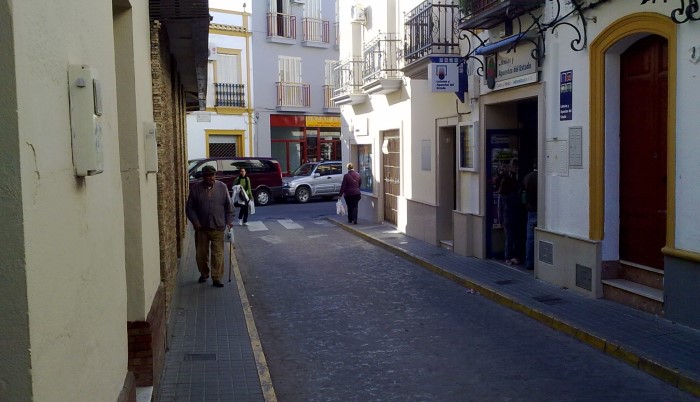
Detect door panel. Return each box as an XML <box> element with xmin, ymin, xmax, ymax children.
<box><xmin>383</xmin><ymin>134</ymin><xmax>400</xmax><ymax>225</ymax></box>
<box><xmin>619</xmin><ymin>35</ymin><xmax>667</xmax><ymax>269</ymax></box>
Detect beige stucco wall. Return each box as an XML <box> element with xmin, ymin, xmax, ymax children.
<box><xmin>12</xmin><ymin>0</ymin><xmax>128</xmax><ymax>400</ymax></box>
<box><xmin>114</xmin><ymin>0</ymin><xmax>162</xmax><ymax>321</ymax></box>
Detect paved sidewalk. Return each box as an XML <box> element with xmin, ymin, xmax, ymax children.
<box><xmin>158</xmin><ymin>226</ymin><xmax>273</xmax><ymax>402</ymax></box>
<box><xmin>328</xmin><ymin>216</ymin><xmax>700</xmax><ymax>398</ymax></box>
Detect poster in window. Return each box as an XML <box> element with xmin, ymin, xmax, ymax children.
<box><xmin>458</xmin><ymin>123</ymin><xmax>478</xmax><ymax>171</ymax></box>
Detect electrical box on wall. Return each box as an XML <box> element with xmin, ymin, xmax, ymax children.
<box><xmin>68</xmin><ymin>64</ymin><xmax>104</xmax><ymax>177</ymax></box>
<box><xmin>144</xmin><ymin>122</ymin><xmax>159</xmax><ymax>173</ymax></box>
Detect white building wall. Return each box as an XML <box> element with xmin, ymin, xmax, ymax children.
<box><xmin>187</xmin><ymin>6</ymin><xmax>252</xmax><ymax>159</ymax></box>
<box><xmin>542</xmin><ymin>2</ymin><xmax>700</xmax><ymax>255</ymax></box>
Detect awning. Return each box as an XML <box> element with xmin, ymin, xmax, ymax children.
<box><xmin>475</xmin><ymin>33</ymin><xmax>527</xmax><ymax>56</ymax></box>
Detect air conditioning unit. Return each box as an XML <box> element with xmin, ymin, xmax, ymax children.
<box><xmin>208</xmin><ymin>46</ymin><xmax>217</xmax><ymax>60</ymax></box>
<box><xmin>351</xmin><ymin>5</ymin><xmax>365</xmax><ymax>23</ymax></box>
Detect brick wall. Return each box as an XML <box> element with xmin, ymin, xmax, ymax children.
<box><xmin>126</xmin><ymin>284</ymin><xmax>166</xmax><ymax>387</ymax></box>
<box><xmin>150</xmin><ymin>20</ymin><xmax>187</xmax><ymax>316</ymax></box>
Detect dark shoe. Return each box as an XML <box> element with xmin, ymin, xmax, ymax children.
<box><xmin>353</xmin><ymin>221</ymin><xmax>357</xmax><ymax>224</ymax></box>
<box><xmin>198</xmin><ymin>275</ymin><xmax>209</xmax><ymax>283</ymax></box>
<box><xmin>212</xmin><ymin>280</ymin><xmax>224</xmax><ymax>288</ymax></box>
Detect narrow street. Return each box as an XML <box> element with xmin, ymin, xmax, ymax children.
<box><xmin>234</xmin><ymin>201</ymin><xmax>695</xmax><ymax>402</ymax></box>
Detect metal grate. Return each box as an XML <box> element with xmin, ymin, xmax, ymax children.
<box><xmin>533</xmin><ymin>294</ymin><xmax>568</xmax><ymax>305</ymax></box>
<box><xmin>209</xmin><ymin>143</ymin><xmax>237</xmax><ymax>157</ymax></box>
<box><xmin>539</xmin><ymin>240</ymin><xmax>554</xmax><ymax>265</ymax></box>
<box><xmin>184</xmin><ymin>353</ymin><xmax>217</xmax><ymax>361</ymax></box>
<box><xmin>576</xmin><ymin>264</ymin><xmax>592</xmax><ymax>291</ymax></box>
<box><xmin>495</xmin><ymin>279</ymin><xmax>515</xmax><ymax>285</ymax></box>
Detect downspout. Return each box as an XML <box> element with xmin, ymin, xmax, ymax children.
<box><xmin>244</xmin><ymin>9</ymin><xmax>254</xmax><ymax>156</ymax></box>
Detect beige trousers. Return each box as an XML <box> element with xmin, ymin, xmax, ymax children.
<box><xmin>195</xmin><ymin>228</ymin><xmax>225</xmax><ymax>281</ymax></box>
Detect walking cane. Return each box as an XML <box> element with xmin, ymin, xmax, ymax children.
<box><xmin>228</xmin><ymin>236</ymin><xmax>233</xmax><ymax>283</ymax></box>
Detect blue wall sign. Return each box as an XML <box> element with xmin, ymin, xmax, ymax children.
<box><xmin>560</xmin><ymin>70</ymin><xmax>573</xmax><ymax>121</ymax></box>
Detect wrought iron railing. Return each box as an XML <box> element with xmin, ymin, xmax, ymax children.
<box><xmin>363</xmin><ymin>32</ymin><xmax>403</xmax><ymax>83</ymax></box>
<box><xmin>276</xmin><ymin>82</ymin><xmax>310</xmax><ymax>107</ymax></box>
<box><xmin>404</xmin><ymin>0</ymin><xmax>462</xmax><ymax>64</ymax></box>
<box><xmin>322</xmin><ymin>85</ymin><xmax>338</xmax><ymax>108</ymax></box>
<box><xmin>458</xmin><ymin>0</ymin><xmax>500</xmax><ymax>16</ymax></box>
<box><xmin>267</xmin><ymin>12</ymin><xmax>296</xmax><ymax>39</ymax></box>
<box><xmin>215</xmin><ymin>83</ymin><xmax>245</xmax><ymax>107</ymax></box>
<box><xmin>302</xmin><ymin>18</ymin><xmax>330</xmax><ymax>43</ymax></box>
<box><xmin>333</xmin><ymin>57</ymin><xmax>364</xmax><ymax>97</ymax></box>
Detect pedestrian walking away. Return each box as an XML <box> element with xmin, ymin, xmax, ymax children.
<box><xmin>234</xmin><ymin>168</ymin><xmax>253</xmax><ymax>226</ymax></box>
<box><xmin>186</xmin><ymin>165</ymin><xmax>235</xmax><ymax>287</ymax></box>
<box><xmin>340</xmin><ymin>162</ymin><xmax>362</xmax><ymax>224</ymax></box>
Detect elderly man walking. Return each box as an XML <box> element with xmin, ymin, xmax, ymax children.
<box><xmin>186</xmin><ymin>165</ymin><xmax>235</xmax><ymax>287</ymax></box>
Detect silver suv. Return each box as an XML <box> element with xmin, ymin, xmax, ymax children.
<box><xmin>282</xmin><ymin>161</ymin><xmax>343</xmax><ymax>203</ymax></box>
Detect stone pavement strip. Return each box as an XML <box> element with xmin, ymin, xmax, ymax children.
<box><xmin>158</xmin><ymin>226</ymin><xmax>274</xmax><ymax>402</ymax></box>
<box><xmin>328</xmin><ymin>216</ymin><xmax>700</xmax><ymax>398</ymax></box>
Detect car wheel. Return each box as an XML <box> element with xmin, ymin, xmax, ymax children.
<box><xmin>295</xmin><ymin>186</ymin><xmax>311</xmax><ymax>203</ymax></box>
<box><xmin>255</xmin><ymin>188</ymin><xmax>271</xmax><ymax>206</ymax></box>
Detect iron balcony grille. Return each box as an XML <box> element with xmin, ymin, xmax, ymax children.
<box><xmin>404</xmin><ymin>0</ymin><xmax>462</xmax><ymax>64</ymax></box>
<box><xmin>302</xmin><ymin>18</ymin><xmax>330</xmax><ymax>43</ymax></box>
<box><xmin>459</xmin><ymin>0</ymin><xmax>500</xmax><ymax>16</ymax></box>
<box><xmin>363</xmin><ymin>32</ymin><xmax>403</xmax><ymax>83</ymax></box>
<box><xmin>215</xmin><ymin>83</ymin><xmax>245</xmax><ymax>107</ymax></box>
<box><xmin>276</xmin><ymin>82</ymin><xmax>311</xmax><ymax>107</ymax></box>
<box><xmin>267</xmin><ymin>12</ymin><xmax>297</xmax><ymax>39</ymax></box>
<box><xmin>333</xmin><ymin>57</ymin><xmax>364</xmax><ymax>97</ymax></box>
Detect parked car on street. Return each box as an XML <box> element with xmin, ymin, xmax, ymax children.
<box><xmin>282</xmin><ymin>161</ymin><xmax>343</xmax><ymax>203</ymax></box>
<box><xmin>188</xmin><ymin>157</ymin><xmax>284</xmax><ymax>206</ymax></box>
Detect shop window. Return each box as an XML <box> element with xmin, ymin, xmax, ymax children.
<box><xmin>357</xmin><ymin>144</ymin><xmax>373</xmax><ymax>193</ymax></box>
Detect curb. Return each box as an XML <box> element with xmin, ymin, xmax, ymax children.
<box><xmin>231</xmin><ymin>248</ymin><xmax>278</xmax><ymax>402</ymax></box>
<box><xmin>329</xmin><ymin>219</ymin><xmax>700</xmax><ymax>398</ymax></box>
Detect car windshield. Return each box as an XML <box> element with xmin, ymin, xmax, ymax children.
<box><xmin>188</xmin><ymin>160</ymin><xmax>201</xmax><ymax>172</ymax></box>
<box><xmin>289</xmin><ymin>163</ymin><xmax>318</xmax><ymax>177</ymax></box>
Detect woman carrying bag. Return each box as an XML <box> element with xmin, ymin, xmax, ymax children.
<box><xmin>339</xmin><ymin>163</ymin><xmax>362</xmax><ymax>224</ymax></box>
<box><xmin>233</xmin><ymin>168</ymin><xmax>253</xmax><ymax>226</ymax></box>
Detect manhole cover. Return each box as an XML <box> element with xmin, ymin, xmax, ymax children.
<box><xmin>495</xmin><ymin>279</ymin><xmax>515</xmax><ymax>285</ymax></box>
<box><xmin>184</xmin><ymin>353</ymin><xmax>216</xmax><ymax>361</ymax></box>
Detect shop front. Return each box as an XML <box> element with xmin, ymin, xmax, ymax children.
<box><xmin>270</xmin><ymin>114</ymin><xmax>341</xmax><ymax>175</ymax></box>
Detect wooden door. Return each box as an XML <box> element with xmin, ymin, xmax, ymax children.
<box><xmin>619</xmin><ymin>35</ymin><xmax>668</xmax><ymax>269</ymax></box>
<box><xmin>382</xmin><ymin>133</ymin><xmax>400</xmax><ymax>225</ymax></box>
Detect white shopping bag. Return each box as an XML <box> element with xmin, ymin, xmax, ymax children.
<box><xmin>225</xmin><ymin>227</ymin><xmax>235</xmax><ymax>244</ymax></box>
<box><xmin>336</xmin><ymin>199</ymin><xmax>347</xmax><ymax>216</ymax></box>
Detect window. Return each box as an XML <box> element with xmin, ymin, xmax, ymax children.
<box><xmin>278</xmin><ymin>55</ymin><xmax>302</xmax><ymax>83</ymax></box>
<box><xmin>458</xmin><ymin>122</ymin><xmax>478</xmax><ymax>171</ymax></box>
<box><xmin>324</xmin><ymin>60</ymin><xmax>335</xmax><ymax>86</ymax></box>
<box><xmin>303</xmin><ymin>0</ymin><xmax>321</xmax><ymax>19</ymax></box>
<box><xmin>357</xmin><ymin>145</ymin><xmax>373</xmax><ymax>193</ymax></box>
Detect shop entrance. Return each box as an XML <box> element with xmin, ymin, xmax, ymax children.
<box><xmin>382</xmin><ymin>132</ymin><xmax>401</xmax><ymax>225</ymax></box>
<box><xmin>484</xmin><ymin>99</ymin><xmax>538</xmax><ymax>262</ymax></box>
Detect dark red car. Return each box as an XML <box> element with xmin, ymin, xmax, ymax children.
<box><xmin>188</xmin><ymin>157</ymin><xmax>284</xmax><ymax>206</ymax></box>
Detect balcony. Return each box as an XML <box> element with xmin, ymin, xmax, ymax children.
<box><xmin>302</xmin><ymin>18</ymin><xmax>330</xmax><ymax>47</ymax></box>
<box><xmin>276</xmin><ymin>82</ymin><xmax>310</xmax><ymax>110</ymax></box>
<box><xmin>322</xmin><ymin>85</ymin><xmax>339</xmax><ymax>112</ymax></box>
<box><xmin>403</xmin><ymin>0</ymin><xmax>462</xmax><ymax>79</ymax></box>
<box><xmin>331</xmin><ymin>57</ymin><xmax>369</xmax><ymax>106</ymax></box>
<box><xmin>267</xmin><ymin>12</ymin><xmax>296</xmax><ymax>44</ymax></box>
<box><xmin>214</xmin><ymin>83</ymin><xmax>245</xmax><ymax>108</ymax></box>
<box><xmin>362</xmin><ymin>32</ymin><xmax>404</xmax><ymax>95</ymax></box>
<box><xmin>458</xmin><ymin>0</ymin><xmax>544</xmax><ymax>30</ymax></box>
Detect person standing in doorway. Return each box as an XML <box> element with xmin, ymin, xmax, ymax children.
<box><xmin>186</xmin><ymin>165</ymin><xmax>234</xmax><ymax>287</ymax></box>
<box><xmin>498</xmin><ymin>163</ymin><xmax>520</xmax><ymax>265</ymax></box>
<box><xmin>522</xmin><ymin>162</ymin><xmax>538</xmax><ymax>270</ymax></box>
<box><xmin>340</xmin><ymin>163</ymin><xmax>362</xmax><ymax>224</ymax></box>
<box><xmin>234</xmin><ymin>168</ymin><xmax>253</xmax><ymax>226</ymax></box>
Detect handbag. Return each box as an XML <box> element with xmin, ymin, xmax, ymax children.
<box><xmin>336</xmin><ymin>199</ymin><xmax>347</xmax><ymax>216</ymax></box>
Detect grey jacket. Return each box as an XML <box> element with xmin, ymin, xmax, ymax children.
<box><xmin>186</xmin><ymin>180</ymin><xmax>235</xmax><ymax>230</ymax></box>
